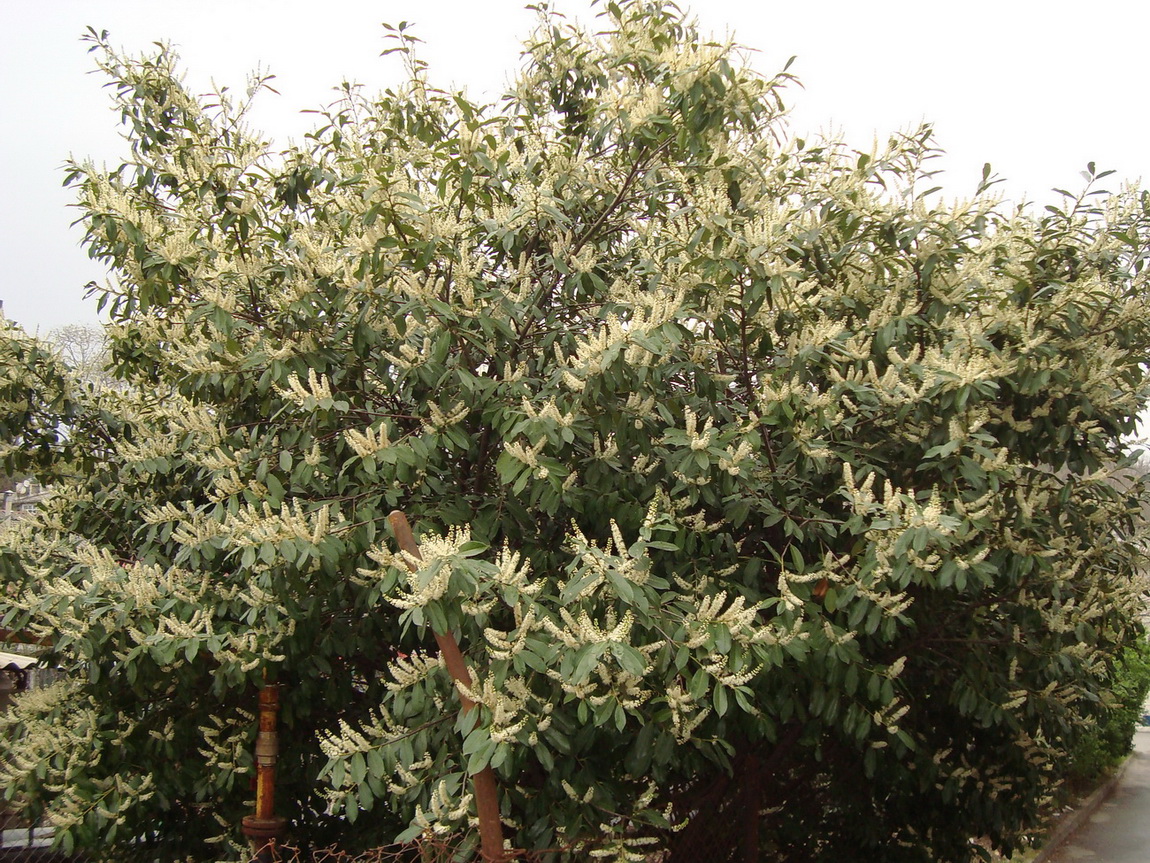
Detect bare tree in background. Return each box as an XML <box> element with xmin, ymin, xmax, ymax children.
<box><xmin>45</xmin><ymin>324</ymin><xmax>115</xmax><ymax>389</ymax></box>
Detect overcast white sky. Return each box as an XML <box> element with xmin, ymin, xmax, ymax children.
<box><xmin>2</xmin><ymin>0</ymin><xmax>1148</xmax><ymax>333</ymax></box>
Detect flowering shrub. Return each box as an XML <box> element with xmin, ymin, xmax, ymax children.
<box><xmin>1064</xmin><ymin>636</ymin><xmax>1150</xmax><ymax>789</ymax></box>
<box><xmin>2</xmin><ymin>3</ymin><xmax>1150</xmax><ymax>861</ymax></box>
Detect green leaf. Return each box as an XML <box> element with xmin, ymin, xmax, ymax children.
<box><xmin>466</xmin><ymin>737</ymin><xmax>497</xmax><ymax>775</ymax></box>
<box><xmin>612</xmin><ymin>644</ymin><xmax>648</xmax><ymax>677</ymax></box>
<box><xmin>714</xmin><ymin>685</ymin><xmax>729</xmax><ymax>717</ymax></box>
<box><xmin>572</xmin><ymin>643</ymin><xmax>608</xmax><ymax>683</ymax></box>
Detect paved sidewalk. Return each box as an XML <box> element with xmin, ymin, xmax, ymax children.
<box><xmin>1042</xmin><ymin>722</ymin><xmax>1150</xmax><ymax>862</ymax></box>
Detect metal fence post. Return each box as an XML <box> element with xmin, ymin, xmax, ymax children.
<box><xmin>242</xmin><ymin>681</ymin><xmax>287</xmax><ymax>861</ymax></box>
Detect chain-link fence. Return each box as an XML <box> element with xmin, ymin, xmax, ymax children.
<box><xmin>0</xmin><ymin>799</ymin><xmax>745</xmax><ymax>863</ymax></box>
<box><xmin>0</xmin><ymin>828</ymin><xmax>744</xmax><ymax>863</ymax></box>
<box><xmin>0</xmin><ymin>833</ymin><xmax>601</xmax><ymax>863</ymax></box>
<box><xmin>0</xmin><ymin>809</ymin><xmax>755</xmax><ymax>863</ymax></box>
<box><xmin>248</xmin><ymin>842</ymin><xmax>576</xmax><ymax>863</ymax></box>
<box><xmin>244</xmin><ymin>838</ymin><xmax>737</xmax><ymax>863</ymax></box>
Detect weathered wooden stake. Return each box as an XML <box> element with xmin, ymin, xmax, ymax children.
<box><xmin>388</xmin><ymin>510</ymin><xmax>507</xmax><ymax>863</ymax></box>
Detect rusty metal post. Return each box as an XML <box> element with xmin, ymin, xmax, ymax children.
<box><xmin>388</xmin><ymin>511</ymin><xmax>507</xmax><ymax>862</ymax></box>
<box><xmin>242</xmin><ymin>682</ymin><xmax>287</xmax><ymax>860</ymax></box>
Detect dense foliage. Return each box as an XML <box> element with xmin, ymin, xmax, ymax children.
<box><xmin>1064</xmin><ymin>636</ymin><xmax>1150</xmax><ymax>789</ymax></box>
<box><xmin>2</xmin><ymin>3</ymin><xmax>1149</xmax><ymax>861</ymax></box>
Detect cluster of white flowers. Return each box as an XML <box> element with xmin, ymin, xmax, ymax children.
<box><xmin>687</xmin><ymin>591</ymin><xmax>763</xmax><ymax>641</ymax></box>
<box><xmin>195</xmin><ymin>445</ymin><xmax>247</xmax><ymax>472</ymax></box>
<box><xmin>542</xmin><ymin>607</ymin><xmax>635</xmax><ymax>649</ymax></box>
<box><xmin>213</xmin><ymin>627</ymin><xmax>291</xmax><ymax>673</ymax></box>
<box><xmin>718</xmin><ymin>439</ymin><xmax>754</xmax><ymax>476</ymax></box>
<box><xmin>0</xmin><ymin>683</ymin><xmax>156</xmax><ymax>836</ymax></box>
<box><xmin>344</xmin><ymin>423</ymin><xmax>392</xmax><ymax>457</ymax></box>
<box><xmin>701</xmin><ymin>652</ymin><xmax>761</xmax><ymax>688</ymax></box>
<box><xmin>169</xmin><ymin>510</ymin><xmax>229</xmax><ymax>547</ymax></box>
<box><xmin>457</xmin><ymin>673</ymin><xmax>552</xmax><ymax>744</ymax></box>
<box><xmin>387</xmin><ymin>753</ymin><xmax>436</xmax><ymax>797</ymax></box>
<box><xmin>218</xmin><ymin>500</ymin><xmax>336</xmax><ymax>549</ymax></box>
<box><xmin>318</xmin><ymin>708</ymin><xmax>405</xmax><ymax>762</ymax></box>
<box><xmin>775</xmin><ymin>551</ymin><xmax>850</xmax><ymax>612</ymax></box>
<box><xmin>521</xmin><ymin>396</ymin><xmax>577</xmax><ymax>428</ymax></box>
<box><xmin>560</xmin><ymin>522</ymin><xmax>651</xmax><ymax>602</ymax></box>
<box><xmin>663</xmin><ymin>681</ymin><xmax>711</xmax><ymax>743</ymax></box>
<box><xmin>114</xmin><ymin>430</ymin><xmax>180</xmax><ymax>464</ymax></box>
<box><xmin>385</xmin><ymin>526</ymin><xmax>472</xmax><ymax>610</ymax></box>
<box><xmin>275</xmin><ymin>368</ymin><xmax>334</xmax><ymax>407</ymax></box>
<box><xmin>421</xmin><ymin>399</ymin><xmax>469</xmax><ymax>434</ymax></box>
<box><xmin>411</xmin><ymin>779</ymin><xmax>474</xmax><ymax>836</ymax></box>
<box><xmin>197</xmin><ymin>710</ymin><xmax>256</xmax><ymax>775</ymax></box>
<box><xmin>491</xmin><ymin>545</ymin><xmax>540</xmax><ymax>594</ymax></box>
<box><xmin>504</xmin><ymin>436</ymin><xmax>548</xmax><ymax>469</ymax></box>
<box><xmin>587</xmin><ymin>834</ymin><xmax>661</xmax><ymax>862</ymax></box>
<box><xmin>682</xmin><ymin>408</ymin><xmax>715</xmax><ymax>451</ymax></box>
<box><xmin>384</xmin><ymin>650</ymin><xmax>445</xmax><ymax>692</ymax></box>
<box><xmin>209</xmin><ymin>468</ymin><xmax>267</xmax><ymax>501</ymax></box>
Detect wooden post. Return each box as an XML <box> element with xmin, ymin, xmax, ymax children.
<box><xmin>242</xmin><ymin>681</ymin><xmax>287</xmax><ymax>860</ymax></box>
<box><xmin>388</xmin><ymin>511</ymin><xmax>507</xmax><ymax>863</ymax></box>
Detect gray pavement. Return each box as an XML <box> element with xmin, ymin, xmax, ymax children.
<box><xmin>1044</xmin><ymin>721</ymin><xmax>1150</xmax><ymax>862</ymax></box>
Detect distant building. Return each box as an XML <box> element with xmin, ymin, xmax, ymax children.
<box><xmin>0</xmin><ymin>650</ymin><xmax>39</xmax><ymax>711</ymax></box>
<box><xmin>0</xmin><ymin>479</ymin><xmax>50</xmax><ymax>521</ymax></box>
<box><xmin>0</xmin><ymin>478</ymin><xmax>56</xmax><ymax>703</ymax></box>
